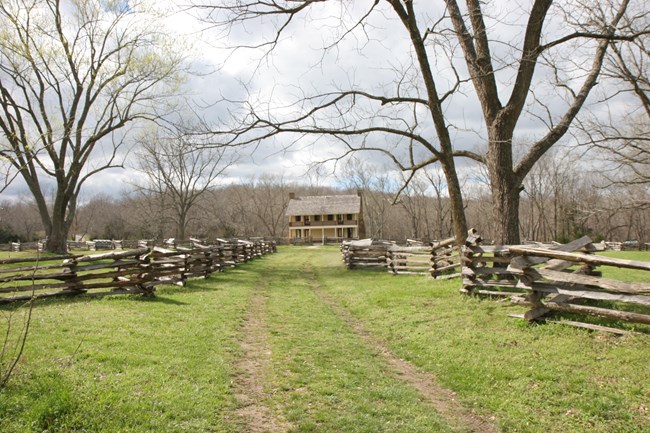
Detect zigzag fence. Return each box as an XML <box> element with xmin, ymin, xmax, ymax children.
<box><xmin>341</xmin><ymin>238</ymin><xmax>461</xmax><ymax>278</ymax></box>
<box><xmin>0</xmin><ymin>239</ymin><xmax>276</xmax><ymax>304</ymax></box>
<box><xmin>461</xmin><ymin>231</ymin><xmax>650</xmax><ymax>334</ymax></box>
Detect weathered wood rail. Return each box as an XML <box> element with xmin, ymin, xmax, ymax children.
<box><xmin>387</xmin><ymin>245</ymin><xmax>432</xmax><ymax>275</ymax></box>
<box><xmin>342</xmin><ymin>237</ymin><xmax>461</xmax><ymax>278</ymax></box>
<box><xmin>429</xmin><ymin>237</ymin><xmax>462</xmax><ymax>279</ymax></box>
<box><xmin>460</xmin><ymin>229</ymin><xmax>555</xmax><ymax>297</ymax></box>
<box><xmin>0</xmin><ymin>239</ymin><xmax>276</xmax><ymax>303</ymax></box>
<box><xmin>461</xmin><ymin>231</ymin><xmax>650</xmax><ymax>333</ymax></box>
<box><xmin>341</xmin><ymin>240</ymin><xmax>392</xmax><ymax>270</ymax></box>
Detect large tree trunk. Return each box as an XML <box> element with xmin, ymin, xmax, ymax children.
<box><xmin>490</xmin><ymin>181</ymin><xmax>522</xmax><ymax>245</ymax></box>
<box><xmin>44</xmin><ymin>193</ymin><xmax>74</xmax><ymax>254</ymax></box>
<box><xmin>177</xmin><ymin>211</ymin><xmax>187</xmax><ymax>240</ymax></box>
<box><xmin>46</xmin><ymin>223</ymin><xmax>69</xmax><ymax>254</ymax></box>
<box><xmin>441</xmin><ymin>155</ymin><xmax>469</xmax><ymax>245</ymax></box>
<box><xmin>45</xmin><ymin>205</ymin><xmax>69</xmax><ymax>254</ymax></box>
<box><xmin>486</xmin><ymin>130</ymin><xmax>522</xmax><ymax>245</ymax></box>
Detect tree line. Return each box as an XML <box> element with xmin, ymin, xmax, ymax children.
<box><xmin>2</xmin><ymin>150</ymin><xmax>647</xmax><ymax>245</ymax></box>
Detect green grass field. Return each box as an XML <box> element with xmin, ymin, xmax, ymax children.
<box><xmin>1</xmin><ymin>247</ymin><xmax>648</xmax><ymax>432</ymax></box>
<box><xmin>598</xmin><ymin>250</ymin><xmax>650</xmax><ymax>282</ymax></box>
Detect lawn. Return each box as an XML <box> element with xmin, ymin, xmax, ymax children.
<box><xmin>598</xmin><ymin>250</ymin><xmax>650</xmax><ymax>282</ymax></box>
<box><xmin>1</xmin><ymin>246</ymin><xmax>648</xmax><ymax>432</ymax></box>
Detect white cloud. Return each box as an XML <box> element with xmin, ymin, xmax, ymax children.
<box><xmin>1</xmin><ymin>0</ymin><xmax>638</xmax><ymax>203</ymax></box>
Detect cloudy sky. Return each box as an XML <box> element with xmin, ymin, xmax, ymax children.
<box><xmin>1</xmin><ymin>0</ymin><xmax>639</xmax><ymax>203</ymax></box>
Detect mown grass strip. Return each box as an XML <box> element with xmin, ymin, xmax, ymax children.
<box><xmin>259</xmin><ymin>248</ymin><xmax>463</xmax><ymax>433</ymax></box>
<box><xmin>229</xmin><ymin>273</ymin><xmax>293</xmax><ymax>432</ymax></box>
<box><xmin>0</xmin><ymin>266</ymin><xmax>258</xmax><ymax>433</ymax></box>
<box><xmin>313</xmin><ymin>246</ymin><xmax>649</xmax><ymax>433</ymax></box>
<box><xmin>307</xmin><ymin>265</ymin><xmax>499</xmax><ymax>433</ymax></box>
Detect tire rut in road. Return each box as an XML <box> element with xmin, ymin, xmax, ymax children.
<box><xmin>304</xmin><ymin>264</ymin><xmax>500</xmax><ymax>433</ymax></box>
<box><xmin>230</xmin><ymin>279</ymin><xmax>292</xmax><ymax>433</ymax></box>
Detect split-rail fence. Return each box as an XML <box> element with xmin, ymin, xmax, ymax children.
<box><xmin>461</xmin><ymin>230</ymin><xmax>650</xmax><ymax>334</ymax></box>
<box><xmin>341</xmin><ymin>238</ymin><xmax>461</xmax><ymax>278</ymax></box>
<box><xmin>0</xmin><ymin>239</ymin><xmax>276</xmax><ymax>303</ymax></box>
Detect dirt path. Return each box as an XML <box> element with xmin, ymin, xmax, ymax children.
<box><xmin>305</xmin><ymin>264</ymin><xmax>500</xmax><ymax>433</ymax></box>
<box><xmin>231</xmin><ymin>280</ymin><xmax>292</xmax><ymax>433</ymax></box>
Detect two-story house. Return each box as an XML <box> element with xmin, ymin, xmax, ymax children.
<box><xmin>286</xmin><ymin>192</ymin><xmax>366</xmax><ymax>244</ymax></box>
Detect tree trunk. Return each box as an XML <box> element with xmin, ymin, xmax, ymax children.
<box><xmin>45</xmin><ymin>203</ymin><xmax>70</xmax><ymax>254</ymax></box>
<box><xmin>487</xmin><ymin>131</ymin><xmax>522</xmax><ymax>245</ymax></box>
<box><xmin>441</xmin><ymin>156</ymin><xmax>469</xmax><ymax>244</ymax></box>
<box><xmin>177</xmin><ymin>210</ymin><xmax>187</xmax><ymax>241</ymax></box>
<box><xmin>46</xmin><ymin>224</ymin><xmax>69</xmax><ymax>254</ymax></box>
<box><xmin>490</xmin><ymin>182</ymin><xmax>521</xmax><ymax>245</ymax></box>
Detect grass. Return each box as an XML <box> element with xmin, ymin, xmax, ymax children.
<box><xmin>259</xmin><ymin>255</ymin><xmax>456</xmax><ymax>432</ymax></box>
<box><xmin>0</xmin><ymin>246</ymin><xmax>649</xmax><ymax>432</ymax></box>
<box><xmin>316</xmin><ymin>251</ymin><xmax>649</xmax><ymax>432</ymax></box>
<box><xmin>598</xmin><ymin>250</ymin><xmax>650</xmax><ymax>282</ymax></box>
<box><xmin>0</xmin><ymin>267</ymin><xmax>257</xmax><ymax>432</ymax></box>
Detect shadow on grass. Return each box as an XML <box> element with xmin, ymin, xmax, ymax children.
<box><xmin>128</xmin><ymin>295</ymin><xmax>189</xmax><ymax>306</ymax></box>
<box><xmin>0</xmin><ymin>290</ymin><xmax>193</xmax><ymax>311</ymax></box>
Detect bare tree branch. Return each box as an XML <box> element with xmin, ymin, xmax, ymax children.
<box><xmin>0</xmin><ymin>0</ymin><xmax>186</xmax><ymax>252</ymax></box>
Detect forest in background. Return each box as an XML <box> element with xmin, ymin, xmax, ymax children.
<box><xmin>2</xmin><ymin>149</ymin><xmax>647</xmax><ymax>245</ymax></box>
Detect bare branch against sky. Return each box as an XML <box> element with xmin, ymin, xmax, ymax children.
<box><xmin>0</xmin><ymin>0</ymin><xmax>187</xmax><ymax>252</ymax></box>
<box><xmin>191</xmin><ymin>0</ymin><xmax>647</xmax><ymax>243</ymax></box>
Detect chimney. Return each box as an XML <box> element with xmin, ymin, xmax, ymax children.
<box><xmin>289</xmin><ymin>192</ymin><xmax>295</xmax><ymax>200</ymax></box>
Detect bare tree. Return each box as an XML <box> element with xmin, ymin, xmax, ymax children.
<box><xmin>248</xmin><ymin>175</ymin><xmax>292</xmax><ymax>238</ymax></box>
<box><xmin>577</xmin><ymin>17</ymin><xmax>649</xmax><ymax>187</ymax></box>
<box><xmin>135</xmin><ymin>125</ymin><xmax>235</xmax><ymax>240</ymax></box>
<box><xmin>198</xmin><ymin>0</ymin><xmax>646</xmax><ymax>244</ymax></box>
<box><xmin>395</xmin><ymin>172</ymin><xmax>432</xmax><ymax>240</ymax></box>
<box><xmin>0</xmin><ymin>160</ymin><xmax>20</xmax><ymax>195</ymax></box>
<box><xmin>423</xmin><ymin>168</ymin><xmax>454</xmax><ymax>241</ymax></box>
<box><xmin>339</xmin><ymin>158</ymin><xmax>398</xmax><ymax>240</ymax></box>
<box><xmin>0</xmin><ymin>0</ymin><xmax>185</xmax><ymax>253</ymax></box>
<box><xmin>0</xmin><ymin>198</ymin><xmax>42</xmax><ymax>241</ymax></box>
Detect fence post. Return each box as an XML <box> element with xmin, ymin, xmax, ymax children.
<box><xmin>430</xmin><ymin>244</ymin><xmax>437</xmax><ymax>278</ymax></box>
<box><xmin>61</xmin><ymin>258</ymin><xmax>85</xmax><ymax>295</ymax></box>
<box><xmin>461</xmin><ymin>229</ymin><xmax>483</xmax><ymax>295</ymax></box>
<box><xmin>137</xmin><ymin>249</ymin><xmax>156</xmax><ymax>296</ymax></box>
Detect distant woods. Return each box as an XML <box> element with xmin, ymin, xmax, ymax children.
<box><xmin>1</xmin><ymin>152</ymin><xmax>647</xmax><ymax>244</ymax></box>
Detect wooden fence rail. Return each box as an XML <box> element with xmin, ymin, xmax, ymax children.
<box><xmin>461</xmin><ymin>230</ymin><xmax>650</xmax><ymax>334</ymax></box>
<box><xmin>429</xmin><ymin>237</ymin><xmax>462</xmax><ymax>279</ymax></box>
<box><xmin>342</xmin><ymin>240</ymin><xmax>391</xmax><ymax>270</ymax></box>
<box><xmin>0</xmin><ymin>239</ymin><xmax>276</xmax><ymax>303</ymax></box>
<box><xmin>342</xmin><ymin>238</ymin><xmax>461</xmax><ymax>278</ymax></box>
<box><xmin>387</xmin><ymin>245</ymin><xmax>432</xmax><ymax>275</ymax></box>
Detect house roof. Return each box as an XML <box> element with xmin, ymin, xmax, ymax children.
<box><xmin>285</xmin><ymin>195</ymin><xmax>361</xmax><ymax>216</ymax></box>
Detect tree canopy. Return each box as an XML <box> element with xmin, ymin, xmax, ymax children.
<box><xmin>200</xmin><ymin>0</ymin><xmax>649</xmax><ymax>244</ymax></box>
<box><xmin>0</xmin><ymin>0</ymin><xmax>186</xmax><ymax>252</ymax></box>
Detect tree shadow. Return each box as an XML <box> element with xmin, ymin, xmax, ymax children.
<box><xmin>0</xmin><ymin>290</ymin><xmax>191</xmax><ymax>311</ymax></box>
<box><xmin>129</xmin><ymin>295</ymin><xmax>189</xmax><ymax>306</ymax></box>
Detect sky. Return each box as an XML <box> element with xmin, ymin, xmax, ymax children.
<box><xmin>0</xmin><ymin>0</ymin><xmax>642</xmax><ymax>204</ymax></box>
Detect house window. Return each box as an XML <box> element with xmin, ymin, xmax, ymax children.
<box><xmin>346</xmin><ymin>214</ymin><xmax>353</xmax><ymax>220</ymax></box>
<box><xmin>315</xmin><ymin>215</ymin><xmax>321</xmax><ymax>222</ymax></box>
<box><xmin>327</xmin><ymin>214</ymin><xmax>334</xmax><ymax>221</ymax></box>
<box><xmin>295</xmin><ymin>215</ymin><xmax>301</xmax><ymax>222</ymax></box>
